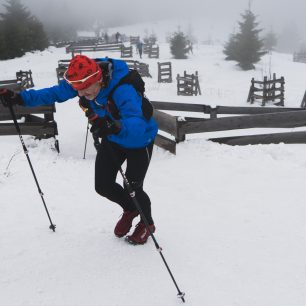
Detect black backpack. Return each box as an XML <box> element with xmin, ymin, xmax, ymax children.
<box><xmin>96</xmin><ymin>60</ymin><xmax>154</xmax><ymax>120</ymax></box>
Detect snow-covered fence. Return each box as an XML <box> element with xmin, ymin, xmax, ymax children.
<box><xmin>143</xmin><ymin>43</ymin><xmax>151</xmax><ymax>54</ymax></box>
<box><xmin>56</xmin><ymin>59</ymin><xmax>152</xmax><ymax>82</ymax></box>
<box><xmin>56</xmin><ymin>60</ymin><xmax>70</xmax><ymax>84</ymax></box>
<box><xmin>0</xmin><ymin>72</ymin><xmax>58</xmax><ymax>150</ymax></box>
<box><xmin>293</xmin><ymin>52</ymin><xmax>306</xmax><ymax>63</ymax></box>
<box><xmin>120</xmin><ymin>45</ymin><xmax>133</xmax><ymax>58</ymax></box>
<box><xmin>152</xmin><ymin>101</ymin><xmax>306</xmax><ymax>153</ymax></box>
<box><xmin>130</xmin><ymin>36</ymin><xmax>140</xmax><ymax>45</ymax></box>
<box><xmin>54</xmin><ymin>40</ymin><xmax>74</xmax><ymax>48</ymax></box>
<box><xmin>177</xmin><ymin>71</ymin><xmax>201</xmax><ymax>96</ymax></box>
<box><xmin>124</xmin><ymin>60</ymin><xmax>152</xmax><ymax>77</ymax></box>
<box><xmin>157</xmin><ymin>62</ymin><xmax>172</xmax><ymax>83</ymax></box>
<box><xmin>247</xmin><ymin>74</ymin><xmax>285</xmax><ymax>106</ymax></box>
<box><xmin>148</xmin><ymin>45</ymin><xmax>159</xmax><ymax>58</ymax></box>
<box><xmin>66</xmin><ymin>42</ymin><xmax>123</xmax><ymax>57</ymax></box>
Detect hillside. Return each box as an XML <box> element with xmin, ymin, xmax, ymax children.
<box><xmin>1</xmin><ymin>39</ymin><xmax>306</xmax><ymax>306</ymax></box>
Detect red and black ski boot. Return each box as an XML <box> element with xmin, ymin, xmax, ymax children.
<box><xmin>114</xmin><ymin>210</ymin><xmax>139</xmax><ymax>237</ymax></box>
<box><xmin>126</xmin><ymin>221</ymin><xmax>155</xmax><ymax>245</ymax></box>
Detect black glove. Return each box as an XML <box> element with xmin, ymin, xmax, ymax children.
<box><xmin>90</xmin><ymin>116</ymin><xmax>121</xmax><ymax>138</ymax></box>
<box><xmin>79</xmin><ymin>96</ymin><xmax>98</xmax><ymax>122</ymax></box>
<box><xmin>0</xmin><ymin>89</ymin><xmax>24</xmax><ymax>107</ymax></box>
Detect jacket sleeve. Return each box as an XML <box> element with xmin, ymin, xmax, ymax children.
<box><xmin>20</xmin><ymin>80</ymin><xmax>77</xmax><ymax>107</ymax></box>
<box><xmin>111</xmin><ymin>84</ymin><xmax>147</xmax><ymax>139</ymax></box>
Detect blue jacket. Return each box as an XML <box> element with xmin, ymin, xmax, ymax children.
<box><xmin>20</xmin><ymin>58</ymin><xmax>158</xmax><ymax>149</ymax></box>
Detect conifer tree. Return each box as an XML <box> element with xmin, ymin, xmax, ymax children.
<box><xmin>0</xmin><ymin>22</ymin><xmax>8</xmax><ymax>58</ymax></box>
<box><xmin>0</xmin><ymin>0</ymin><xmax>48</xmax><ymax>59</ymax></box>
<box><xmin>27</xmin><ymin>17</ymin><xmax>49</xmax><ymax>51</ymax></box>
<box><xmin>223</xmin><ymin>9</ymin><xmax>266</xmax><ymax>70</ymax></box>
<box><xmin>169</xmin><ymin>31</ymin><xmax>189</xmax><ymax>59</ymax></box>
<box><xmin>224</xmin><ymin>33</ymin><xmax>239</xmax><ymax>61</ymax></box>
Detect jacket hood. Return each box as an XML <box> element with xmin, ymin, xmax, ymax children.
<box><xmin>95</xmin><ymin>58</ymin><xmax>129</xmax><ymax>99</ymax></box>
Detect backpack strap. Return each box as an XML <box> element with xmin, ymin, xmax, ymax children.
<box><xmin>107</xmin><ymin>71</ymin><xmax>134</xmax><ymax>101</ymax></box>
<box><xmin>106</xmin><ymin>71</ymin><xmax>135</xmax><ymax>120</ymax></box>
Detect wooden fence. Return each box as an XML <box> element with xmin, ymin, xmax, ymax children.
<box><xmin>56</xmin><ymin>59</ymin><xmax>152</xmax><ymax>80</ymax></box>
<box><xmin>124</xmin><ymin>60</ymin><xmax>152</xmax><ymax>77</ymax></box>
<box><xmin>66</xmin><ymin>42</ymin><xmax>123</xmax><ymax>57</ymax></box>
<box><xmin>120</xmin><ymin>45</ymin><xmax>133</xmax><ymax>58</ymax></box>
<box><xmin>0</xmin><ymin>70</ymin><xmax>34</xmax><ymax>90</ymax></box>
<box><xmin>247</xmin><ymin>74</ymin><xmax>285</xmax><ymax>106</ymax></box>
<box><xmin>130</xmin><ymin>36</ymin><xmax>140</xmax><ymax>45</ymax></box>
<box><xmin>151</xmin><ymin>101</ymin><xmax>306</xmax><ymax>154</ymax></box>
<box><xmin>0</xmin><ymin>72</ymin><xmax>59</xmax><ymax>152</ymax></box>
<box><xmin>177</xmin><ymin>71</ymin><xmax>201</xmax><ymax>96</ymax></box>
<box><xmin>148</xmin><ymin>45</ymin><xmax>159</xmax><ymax>58</ymax></box>
<box><xmin>143</xmin><ymin>44</ymin><xmax>159</xmax><ymax>58</ymax></box>
<box><xmin>56</xmin><ymin>60</ymin><xmax>70</xmax><ymax>83</ymax></box>
<box><xmin>143</xmin><ymin>44</ymin><xmax>151</xmax><ymax>55</ymax></box>
<box><xmin>158</xmin><ymin>62</ymin><xmax>172</xmax><ymax>83</ymax></box>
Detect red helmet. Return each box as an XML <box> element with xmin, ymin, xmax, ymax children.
<box><xmin>64</xmin><ymin>55</ymin><xmax>102</xmax><ymax>90</ymax></box>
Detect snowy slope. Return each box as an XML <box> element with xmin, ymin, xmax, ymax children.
<box><xmin>1</xmin><ymin>36</ymin><xmax>306</xmax><ymax>306</ymax></box>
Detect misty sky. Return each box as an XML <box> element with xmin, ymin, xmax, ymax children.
<box><xmin>0</xmin><ymin>0</ymin><xmax>305</xmax><ymax>38</ymax></box>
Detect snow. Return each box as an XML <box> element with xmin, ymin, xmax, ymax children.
<box><xmin>1</xmin><ymin>29</ymin><xmax>306</xmax><ymax>306</ymax></box>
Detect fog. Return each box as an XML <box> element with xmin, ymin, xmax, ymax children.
<box><xmin>0</xmin><ymin>0</ymin><xmax>305</xmax><ymax>49</ymax></box>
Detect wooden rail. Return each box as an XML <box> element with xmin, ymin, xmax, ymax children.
<box><xmin>66</xmin><ymin>42</ymin><xmax>124</xmax><ymax>57</ymax></box>
<box><xmin>0</xmin><ymin>72</ymin><xmax>59</xmax><ymax>151</ymax></box>
<box><xmin>151</xmin><ymin>101</ymin><xmax>306</xmax><ymax>154</ymax></box>
<box><xmin>158</xmin><ymin>62</ymin><xmax>172</xmax><ymax>83</ymax></box>
<box><xmin>177</xmin><ymin>71</ymin><xmax>201</xmax><ymax>96</ymax></box>
<box><xmin>247</xmin><ymin>73</ymin><xmax>285</xmax><ymax>106</ymax></box>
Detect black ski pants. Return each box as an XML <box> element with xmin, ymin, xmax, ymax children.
<box><xmin>95</xmin><ymin>139</ymin><xmax>154</xmax><ymax>225</ymax></box>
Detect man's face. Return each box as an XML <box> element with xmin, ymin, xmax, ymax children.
<box><xmin>77</xmin><ymin>81</ymin><xmax>101</xmax><ymax>100</ymax></box>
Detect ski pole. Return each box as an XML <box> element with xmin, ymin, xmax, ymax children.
<box><xmin>103</xmin><ymin>138</ymin><xmax>185</xmax><ymax>302</ymax></box>
<box><xmin>5</xmin><ymin>101</ymin><xmax>56</xmax><ymax>232</ymax></box>
<box><xmin>83</xmin><ymin>120</ymin><xmax>90</xmax><ymax>159</ymax></box>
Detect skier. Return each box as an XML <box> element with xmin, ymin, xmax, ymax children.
<box><xmin>115</xmin><ymin>31</ymin><xmax>121</xmax><ymax>43</ymax></box>
<box><xmin>136</xmin><ymin>40</ymin><xmax>143</xmax><ymax>58</ymax></box>
<box><xmin>0</xmin><ymin>55</ymin><xmax>158</xmax><ymax>245</ymax></box>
